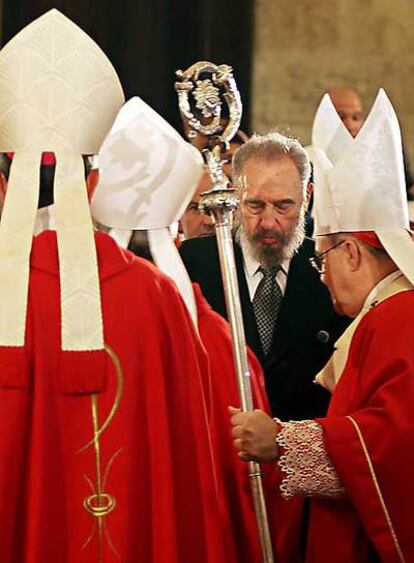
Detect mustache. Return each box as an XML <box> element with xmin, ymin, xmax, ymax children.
<box><xmin>251</xmin><ymin>228</ymin><xmax>287</xmax><ymax>245</ymax></box>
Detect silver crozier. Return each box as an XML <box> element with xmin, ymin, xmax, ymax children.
<box><xmin>175</xmin><ymin>61</ymin><xmax>275</xmax><ymax>563</ymax></box>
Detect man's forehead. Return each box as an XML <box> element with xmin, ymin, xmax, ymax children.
<box><xmin>337</xmin><ymin>101</ymin><xmax>363</xmax><ymax>114</ymax></box>
<box><xmin>241</xmin><ymin>156</ymin><xmax>303</xmax><ymax>196</ymax></box>
<box><xmin>329</xmin><ymin>88</ymin><xmax>363</xmax><ymax>112</ymax></box>
<box><xmin>241</xmin><ymin>155</ymin><xmax>299</xmax><ymax>177</ymax></box>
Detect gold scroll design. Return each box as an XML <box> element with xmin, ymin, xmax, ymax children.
<box><xmin>78</xmin><ymin>344</ymin><xmax>124</xmax><ymax>562</ymax></box>
<box><xmin>346</xmin><ymin>416</ymin><xmax>406</xmax><ymax>563</ymax></box>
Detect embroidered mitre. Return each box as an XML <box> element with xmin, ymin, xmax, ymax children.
<box><xmin>91</xmin><ymin>97</ymin><xmax>203</xmax><ymax>324</ymax></box>
<box><xmin>311</xmin><ymin>89</ymin><xmax>414</xmax><ymax>285</ymax></box>
<box><xmin>0</xmin><ymin>9</ymin><xmax>124</xmax><ymax>391</ymax></box>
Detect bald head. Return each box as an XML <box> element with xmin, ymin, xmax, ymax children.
<box><xmin>328</xmin><ymin>87</ymin><xmax>364</xmax><ymax>137</ymax></box>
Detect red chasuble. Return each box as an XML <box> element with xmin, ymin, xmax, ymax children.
<box><xmin>0</xmin><ymin>231</ymin><xmax>230</xmax><ymax>563</ymax></box>
<box><xmin>306</xmin><ymin>291</ymin><xmax>414</xmax><ymax>563</ymax></box>
<box><xmin>193</xmin><ymin>285</ymin><xmax>281</xmax><ymax>563</ymax></box>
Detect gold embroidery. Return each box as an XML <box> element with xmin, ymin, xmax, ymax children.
<box><xmin>347</xmin><ymin>416</ymin><xmax>406</xmax><ymax>563</ymax></box>
<box><xmin>80</xmin><ymin>345</ymin><xmax>124</xmax><ymax>562</ymax></box>
<box><xmin>78</xmin><ymin>345</ymin><xmax>124</xmax><ymax>454</ymax></box>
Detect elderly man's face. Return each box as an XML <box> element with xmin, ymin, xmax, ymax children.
<box><xmin>315</xmin><ymin>235</ymin><xmax>362</xmax><ymax>318</ymax></box>
<box><xmin>180</xmin><ymin>170</ymin><xmax>214</xmax><ymax>239</ymax></box>
<box><xmin>315</xmin><ymin>236</ymin><xmax>347</xmax><ymax>315</ymax></box>
<box><xmin>238</xmin><ymin>156</ymin><xmax>305</xmax><ymax>266</ymax></box>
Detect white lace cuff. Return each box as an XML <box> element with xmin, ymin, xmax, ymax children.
<box><xmin>276</xmin><ymin>420</ymin><xmax>345</xmax><ymax>500</ymax></box>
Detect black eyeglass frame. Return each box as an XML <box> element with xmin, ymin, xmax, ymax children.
<box><xmin>309</xmin><ymin>240</ymin><xmax>345</xmax><ymax>274</ymax></box>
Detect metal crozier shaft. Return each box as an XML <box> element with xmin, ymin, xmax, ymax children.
<box><xmin>201</xmin><ymin>188</ymin><xmax>275</xmax><ymax>563</ymax></box>
<box><xmin>176</xmin><ymin>60</ymin><xmax>275</xmax><ymax>563</ymax></box>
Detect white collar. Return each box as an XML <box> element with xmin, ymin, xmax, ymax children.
<box><xmin>362</xmin><ymin>270</ymin><xmax>402</xmax><ymax>309</ymax></box>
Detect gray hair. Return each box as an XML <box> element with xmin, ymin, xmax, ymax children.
<box><xmin>232</xmin><ymin>131</ymin><xmax>311</xmax><ymax>194</ymax></box>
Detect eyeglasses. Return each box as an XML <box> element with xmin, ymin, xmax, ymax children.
<box><xmin>309</xmin><ymin>240</ymin><xmax>345</xmax><ymax>275</ymax></box>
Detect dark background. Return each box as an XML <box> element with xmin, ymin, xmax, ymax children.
<box><xmin>2</xmin><ymin>0</ymin><xmax>253</xmax><ymax>135</ymax></box>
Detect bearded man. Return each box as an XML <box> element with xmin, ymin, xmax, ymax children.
<box><xmin>180</xmin><ymin>132</ymin><xmax>348</xmax><ymax>419</ymax></box>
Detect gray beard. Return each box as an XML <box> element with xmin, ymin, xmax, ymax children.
<box><xmin>235</xmin><ymin>208</ymin><xmax>306</xmax><ymax>268</ymax></box>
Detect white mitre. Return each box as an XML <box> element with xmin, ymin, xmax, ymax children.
<box><xmin>308</xmin><ymin>93</ymin><xmax>353</xmax><ymax>164</ymax></box>
<box><xmin>0</xmin><ymin>9</ymin><xmax>124</xmax><ymax>369</ymax></box>
<box><xmin>91</xmin><ymin>96</ymin><xmax>203</xmax><ymax>325</ymax></box>
<box><xmin>311</xmin><ymin>88</ymin><xmax>414</xmax><ymax>284</ymax></box>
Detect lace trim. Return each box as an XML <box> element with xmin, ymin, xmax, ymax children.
<box><xmin>276</xmin><ymin>420</ymin><xmax>345</xmax><ymax>499</ymax></box>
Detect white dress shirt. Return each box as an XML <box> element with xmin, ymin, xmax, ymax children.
<box><xmin>240</xmin><ymin>238</ymin><xmax>291</xmax><ymax>300</ymax></box>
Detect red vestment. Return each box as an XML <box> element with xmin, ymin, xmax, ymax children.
<box><xmin>194</xmin><ymin>285</ymin><xmax>285</xmax><ymax>563</ymax></box>
<box><xmin>0</xmin><ymin>231</ymin><xmax>229</xmax><ymax>563</ymax></box>
<box><xmin>305</xmin><ymin>291</ymin><xmax>414</xmax><ymax>562</ymax></box>
<box><xmin>104</xmin><ymin>244</ymin><xmax>280</xmax><ymax>561</ymax></box>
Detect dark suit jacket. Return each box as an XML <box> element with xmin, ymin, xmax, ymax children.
<box><xmin>180</xmin><ymin>235</ymin><xmax>349</xmax><ymax>420</ymax></box>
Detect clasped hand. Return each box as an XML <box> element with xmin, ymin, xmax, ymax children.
<box><xmin>229</xmin><ymin>406</ymin><xmax>279</xmax><ymax>462</ymax></box>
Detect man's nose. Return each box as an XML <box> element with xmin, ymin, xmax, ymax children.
<box><xmin>259</xmin><ymin>205</ymin><xmax>278</xmax><ymax>229</ymax></box>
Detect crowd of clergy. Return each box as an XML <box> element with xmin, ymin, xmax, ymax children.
<box><xmin>0</xmin><ymin>8</ymin><xmax>412</xmax><ymax>563</ymax></box>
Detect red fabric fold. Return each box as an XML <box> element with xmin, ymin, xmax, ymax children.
<box><xmin>0</xmin><ymin>232</ymin><xmax>229</xmax><ymax>562</ymax></box>
<box><xmin>193</xmin><ymin>284</ymin><xmax>282</xmax><ymax>562</ymax></box>
<box><xmin>307</xmin><ymin>291</ymin><xmax>414</xmax><ymax>562</ymax></box>
<box><xmin>0</xmin><ymin>346</ymin><xmax>29</xmax><ymax>388</ymax></box>
<box><xmin>58</xmin><ymin>348</ymin><xmax>108</xmax><ymax>394</ymax></box>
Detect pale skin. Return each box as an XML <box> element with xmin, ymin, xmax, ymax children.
<box><xmin>317</xmin><ymin>235</ymin><xmax>398</xmax><ymax>318</ymax></box>
<box><xmin>230</xmin><ymin>234</ymin><xmax>398</xmax><ymax>462</ymax></box>
<box><xmin>239</xmin><ymin>155</ymin><xmax>306</xmax><ymax>246</ymax></box>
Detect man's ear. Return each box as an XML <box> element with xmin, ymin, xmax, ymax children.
<box><xmin>86</xmin><ymin>169</ymin><xmax>100</xmax><ymax>202</ymax></box>
<box><xmin>344</xmin><ymin>239</ymin><xmax>361</xmax><ymax>271</ymax></box>
<box><xmin>0</xmin><ymin>171</ymin><xmax>7</xmax><ymax>205</ymax></box>
<box><xmin>305</xmin><ymin>181</ymin><xmax>313</xmax><ymax>211</ymax></box>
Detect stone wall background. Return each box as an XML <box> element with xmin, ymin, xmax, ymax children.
<box><xmin>252</xmin><ymin>0</ymin><xmax>414</xmax><ymax>162</ymax></box>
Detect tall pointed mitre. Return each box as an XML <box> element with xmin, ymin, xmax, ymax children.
<box><xmin>91</xmin><ymin>96</ymin><xmax>203</xmax><ymax>325</ymax></box>
<box><xmin>309</xmin><ymin>93</ymin><xmax>353</xmax><ymax>163</ymax></box>
<box><xmin>0</xmin><ymin>9</ymin><xmax>124</xmax><ymax>388</ymax></box>
<box><xmin>311</xmin><ymin>88</ymin><xmax>414</xmax><ymax>284</ymax></box>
